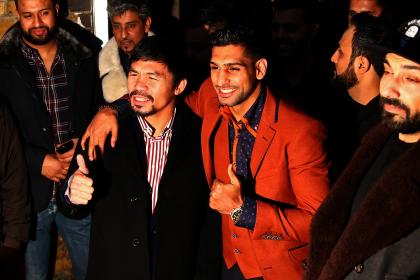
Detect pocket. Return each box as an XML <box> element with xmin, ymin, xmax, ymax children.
<box><xmin>288</xmin><ymin>244</ymin><xmax>309</xmax><ymax>264</ymax></box>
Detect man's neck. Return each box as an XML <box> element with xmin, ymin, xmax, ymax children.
<box><xmin>23</xmin><ymin>38</ymin><xmax>58</xmax><ymax>73</ymax></box>
<box><xmin>347</xmin><ymin>74</ymin><xmax>380</xmax><ymax>106</ymax></box>
<box><xmin>399</xmin><ymin>132</ymin><xmax>420</xmax><ymax>143</ymax></box>
<box><xmin>143</xmin><ymin>104</ymin><xmax>176</xmax><ymax>137</ymax></box>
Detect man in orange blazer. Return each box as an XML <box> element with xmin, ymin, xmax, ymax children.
<box><xmin>184</xmin><ymin>25</ymin><xmax>329</xmax><ymax>280</ymax></box>
<box><xmin>80</xmin><ymin>25</ymin><xmax>330</xmax><ymax>280</ymax></box>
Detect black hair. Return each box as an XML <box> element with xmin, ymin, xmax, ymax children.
<box><xmin>209</xmin><ymin>24</ymin><xmax>268</xmax><ymax>61</ymax></box>
<box><xmin>15</xmin><ymin>0</ymin><xmax>58</xmax><ymax>8</ymax></box>
<box><xmin>130</xmin><ymin>36</ymin><xmax>186</xmax><ymax>88</ymax></box>
<box><xmin>107</xmin><ymin>0</ymin><xmax>151</xmax><ymax>22</ymax></box>
<box><xmin>350</xmin><ymin>12</ymin><xmax>392</xmax><ymax>75</ymax></box>
<box><xmin>272</xmin><ymin>0</ymin><xmax>319</xmax><ymax>24</ymax></box>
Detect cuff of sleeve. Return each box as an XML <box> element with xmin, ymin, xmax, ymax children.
<box><xmin>235</xmin><ymin>197</ymin><xmax>256</xmax><ymax>230</ymax></box>
<box><xmin>111</xmin><ymin>95</ymin><xmax>130</xmax><ymax>114</ymax></box>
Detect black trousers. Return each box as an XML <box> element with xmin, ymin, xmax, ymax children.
<box><xmin>222</xmin><ymin>262</ymin><xmax>263</xmax><ymax>280</ymax></box>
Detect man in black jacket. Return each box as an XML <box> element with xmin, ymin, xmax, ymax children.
<box><xmin>0</xmin><ymin>0</ymin><xmax>103</xmax><ymax>279</ymax></box>
<box><xmin>305</xmin><ymin>17</ymin><xmax>420</xmax><ymax>279</ymax></box>
<box><xmin>63</xmin><ymin>36</ymin><xmax>221</xmax><ymax>280</ymax></box>
<box><xmin>0</xmin><ymin>98</ymin><xmax>31</xmax><ymax>279</ymax></box>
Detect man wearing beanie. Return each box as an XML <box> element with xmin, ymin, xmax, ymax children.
<box><xmin>305</xmin><ymin>17</ymin><xmax>420</xmax><ymax>280</ymax></box>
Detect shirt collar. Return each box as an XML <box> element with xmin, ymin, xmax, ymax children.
<box><xmin>137</xmin><ymin>108</ymin><xmax>176</xmax><ymax>139</ymax></box>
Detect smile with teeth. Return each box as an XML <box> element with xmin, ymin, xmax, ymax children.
<box><xmin>220</xmin><ymin>88</ymin><xmax>235</xmax><ymax>94</ymax></box>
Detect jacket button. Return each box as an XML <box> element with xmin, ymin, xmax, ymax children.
<box><xmin>132</xmin><ymin>238</ymin><xmax>140</xmax><ymax>247</ymax></box>
<box><xmin>354</xmin><ymin>264</ymin><xmax>364</xmax><ymax>273</ymax></box>
<box><xmin>42</xmin><ymin>127</ymin><xmax>47</xmax><ymax>132</ymax></box>
<box><xmin>129</xmin><ymin>196</ymin><xmax>139</xmax><ymax>203</ymax></box>
<box><xmin>232</xmin><ymin>233</ymin><xmax>238</xmax><ymax>238</ymax></box>
<box><xmin>233</xmin><ymin>248</ymin><xmax>240</xmax><ymax>254</ymax></box>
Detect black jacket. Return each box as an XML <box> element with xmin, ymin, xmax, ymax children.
<box><xmin>61</xmin><ymin>103</ymin><xmax>222</xmax><ymax>280</ymax></box>
<box><xmin>0</xmin><ymin>98</ymin><xmax>31</xmax><ymax>246</ymax></box>
<box><xmin>0</xmin><ymin>23</ymin><xmax>103</xmax><ymax>213</ymax></box>
<box><xmin>305</xmin><ymin>124</ymin><xmax>420</xmax><ymax>279</ymax></box>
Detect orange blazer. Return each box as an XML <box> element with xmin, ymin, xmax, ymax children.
<box><xmin>186</xmin><ymin>78</ymin><xmax>330</xmax><ymax>280</ymax></box>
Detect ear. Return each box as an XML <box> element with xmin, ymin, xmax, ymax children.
<box><xmin>144</xmin><ymin>17</ymin><xmax>152</xmax><ymax>33</ymax></box>
<box><xmin>354</xmin><ymin>56</ymin><xmax>371</xmax><ymax>75</ymax></box>
<box><xmin>255</xmin><ymin>58</ymin><xmax>268</xmax><ymax>80</ymax></box>
<box><xmin>55</xmin><ymin>3</ymin><xmax>59</xmax><ymax>16</ymax></box>
<box><xmin>174</xmin><ymin>79</ymin><xmax>187</xmax><ymax>96</ymax></box>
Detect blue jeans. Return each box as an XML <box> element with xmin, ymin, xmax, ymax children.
<box><xmin>25</xmin><ymin>202</ymin><xmax>91</xmax><ymax>280</ymax></box>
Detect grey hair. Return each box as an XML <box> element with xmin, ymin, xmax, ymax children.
<box><xmin>107</xmin><ymin>1</ymin><xmax>151</xmax><ymax>21</ymax></box>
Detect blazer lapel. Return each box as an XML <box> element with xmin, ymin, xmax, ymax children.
<box><xmin>250</xmin><ymin>91</ymin><xmax>277</xmax><ymax>177</ymax></box>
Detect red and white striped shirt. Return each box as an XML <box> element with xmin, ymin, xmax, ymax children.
<box><xmin>137</xmin><ymin>110</ymin><xmax>175</xmax><ymax>213</ymax></box>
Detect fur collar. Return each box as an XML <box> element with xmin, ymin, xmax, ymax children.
<box><xmin>0</xmin><ymin>22</ymin><xmax>91</xmax><ymax>60</ymax></box>
<box><xmin>306</xmin><ymin>124</ymin><xmax>420</xmax><ymax>279</ymax></box>
<box><xmin>98</xmin><ymin>37</ymin><xmax>127</xmax><ymax>103</ymax></box>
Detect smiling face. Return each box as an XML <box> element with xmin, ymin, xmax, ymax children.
<box><xmin>17</xmin><ymin>0</ymin><xmax>58</xmax><ymax>45</ymax></box>
<box><xmin>380</xmin><ymin>53</ymin><xmax>420</xmax><ymax>133</ymax></box>
<box><xmin>210</xmin><ymin>44</ymin><xmax>266</xmax><ymax>117</ymax></box>
<box><xmin>111</xmin><ymin>10</ymin><xmax>151</xmax><ymax>55</ymax></box>
<box><xmin>128</xmin><ymin>59</ymin><xmax>181</xmax><ymax>119</ymax></box>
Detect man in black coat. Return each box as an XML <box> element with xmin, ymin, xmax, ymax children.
<box><xmin>62</xmin><ymin>36</ymin><xmax>221</xmax><ymax>280</ymax></box>
<box><xmin>0</xmin><ymin>98</ymin><xmax>31</xmax><ymax>279</ymax></box>
<box><xmin>304</xmin><ymin>17</ymin><xmax>420</xmax><ymax>279</ymax></box>
<box><xmin>0</xmin><ymin>0</ymin><xmax>103</xmax><ymax>278</ymax></box>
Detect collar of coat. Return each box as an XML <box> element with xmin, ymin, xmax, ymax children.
<box><xmin>306</xmin><ymin>124</ymin><xmax>420</xmax><ymax>279</ymax></box>
<box><xmin>0</xmin><ymin>22</ymin><xmax>91</xmax><ymax>61</ymax></box>
<box><xmin>98</xmin><ymin>37</ymin><xmax>127</xmax><ymax>103</ymax></box>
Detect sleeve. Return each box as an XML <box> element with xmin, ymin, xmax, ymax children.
<box><xmin>252</xmin><ymin>119</ymin><xmax>330</xmax><ymax>243</ymax></box>
<box><xmin>184</xmin><ymin>77</ymin><xmax>214</xmax><ymax>118</ymax></box>
<box><xmin>0</xmin><ymin>104</ymin><xmax>31</xmax><ymax>247</ymax></box>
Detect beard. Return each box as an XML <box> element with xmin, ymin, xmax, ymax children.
<box><xmin>129</xmin><ymin>90</ymin><xmax>155</xmax><ymax>117</ymax></box>
<box><xmin>380</xmin><ymin>97</ymin><xmax>420</xmax><ymax>134</ymax></box>
<box><xmin>21</xmin><ymin>24</ymin><xmax>58</xmax><ymax>45</ymax></box>
<box><xmin>335</xmin><ymin>63</ymin><xmax>359</xmax><ymax>89</ymax></box>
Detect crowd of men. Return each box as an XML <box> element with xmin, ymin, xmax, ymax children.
<box><xmin>0</xmin><ymin>0</ymin><xmax>419</xmax><ymax>279</ymax></box>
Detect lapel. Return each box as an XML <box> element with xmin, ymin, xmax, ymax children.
<box><xmin>250</xmin><ymin>89</ymin><xmax>278</xmax><ymax>177</ymax></box>
<box><xmin>309</xmin><ymin>125</ymin><xmax>420</xmax><ymax>279</ymax></box>
<box><xmin>201</xmin><ymin>99</ymin><xmax>223</xmax><ymax>186</ymax></box>
<box><xmin>159</xmin><ymin>104</ymin><xmax>189</xmax><ymax>187</ymax></box>
<box><xmin>118</xmin><ymin>113</ymin><xmax>148</xmax><ymax>185</ymax></box>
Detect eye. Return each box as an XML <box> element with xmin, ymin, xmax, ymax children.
<box><xmin>112</xmin><ymin>24</ymin><xmax>121</xmax><ymax>30</ymax></box>
<box><xmin>128</xmin><ymin>71</ymin><xmax>137</xmax><ymax>77</ymax></box>
<box><xmin>210</xmin><ymin>65</ymin><xmax>219</xmax><ymax>71</ymax></box>
<box><xmin>405</xmin><ymin>76</ymin><xmax>419</xmax><ymax>83</ymax></box>
<box><xmin>40</xmin><ymin>10</ymin><xmax>49</xmax><ymax>17</ymax></box>
<box><xmin>127</xmin><ymin>23</ymin><xmax>137</xmax><ymax>29</ymax></box>
<box><xmin>228</xmin><ymin>66</ymin><xmax>240</xmax><ymax>72</ymax></box>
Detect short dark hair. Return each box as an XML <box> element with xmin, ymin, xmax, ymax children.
<box><xmin>130</xmin><ymin>36</ymin><xmax>186</xmax><ymax>88</ymax></box>
<box><xmin>350</xmin><ymin>12</ymin><xmax>391</xmax><ymax>76</ymax></box>
<box><xmin>272</xmin><ymin>0</ymin><xmax>318</xmax><ymax>24</ymax></box>
<box><xmin>107</xmin><ymin>0</ymin><xmax>151</xmax><ymax>21</ymax></box>
<box><xmin>209</xmin><ymin>24</ymin><xmax>268</xmax><ymax>61</ymax></box>
<box><xmin>15</xmin><ymin>0</ymin><xmax>57</xmax><ymax>8</ymax></box>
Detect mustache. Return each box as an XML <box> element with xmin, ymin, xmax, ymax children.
<box><xmin>380</xmin><ymin>97</ymin><xmax>409</xmax><ymax>112</ymax></box>
<box><xmin>29</xmin><ymin>26</ymin><xmax>49</xmax><ymax>32</ymax></box>
<box><xmin>129</xmin><ymin>90</ymin><xmax>154</xmax><ymax>102</ymax></box>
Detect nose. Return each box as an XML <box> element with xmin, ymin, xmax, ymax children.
<box><xmin>380</xmin><ymin>75</ymin><xmax>400</xmax><ymax>99</ymax></box>
<box><xmin>133</xmin><ymin>76</ymin><xmax>148</xmax><ymax>91</ymax></box>
<box><xmin>215</xmin><ymin>69</ymin><xmax>230</xmax><ymax>86</ymax></box>
<box><xmin>121</xmin><ymin>26</ymin><xmax>127</xmax><ymax>39</ymax></box>
<box><xmin>33</xmin><ymin>14</ymin><xmax>43</xmax><ymax>27</ymax></box>
<box><xmin>331</xmin><ymin>50</ymin><xmax>338</xmax><ymax>64</ymax></box>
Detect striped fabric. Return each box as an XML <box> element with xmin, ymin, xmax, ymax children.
<box><xmin>137</xmin><ymin>110</ymin><xmax>175</xmax><ymax>213</ymax></box>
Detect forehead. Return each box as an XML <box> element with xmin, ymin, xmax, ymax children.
<box><xmin>349</xmin><ymin>0</ymin><xmax>382</xmax><ymax>15</ymax></box>
<box><xmin>130</xmin><ymin>59</ymin><xmax>170</xmax><ymax>75</ymax></box>
<box><xmin>111</xmin><ymin>9</ymin><xmax>141</xmax><ymax>24</ymax></box>
<box><xmin>385</xmin><ymin>53</ymin><xmax>420</xmax><ymax>70</ymax></box>
<box><xmin>18</xmin><ymin>0</ymin><xmax>53</xmax><ymax>11</ymax></box>
<box><xmin>339</xmin><ymin>26</ymin><xmax>355</xmax><ymax>49</ymax></box>
<box><xmin>211</xmin><ymin>45</ymin><xmax>253</xmax><ymax>64</ymax></box>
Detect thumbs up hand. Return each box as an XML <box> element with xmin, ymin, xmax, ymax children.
<box><xmin>209</xmin><ymin>164</ymin><xmax>243</xmax><ymax>214</ymax></box>
<box><xmin>68</xmin><ymin>155</ymin><xmax>94</xmax><ymax>205</ymax></box>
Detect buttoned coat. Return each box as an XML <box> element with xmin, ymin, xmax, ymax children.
<box><xmin>185</xmin><ymin>78</ymin><xmax>330</xmax><ymax>279</ymax></box>
<box><xmin>0</xmin><ymin>23</ymin><xmax>103</xmax><ymax>213</ymax></box>
<box><xmin>305</xmin><ymin>124</ymin><xmax>420</xmax><ymax>279</ymax></box>
<box><xmin>61</xmin><ymin>103</ymin><xmax>222</xmax><ymax>280</ymax></box>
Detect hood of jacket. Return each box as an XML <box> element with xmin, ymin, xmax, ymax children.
<box><xmin>98</xmin><ymin>37</ymin><xmax>127</xmax><ymax>103</ymax></box>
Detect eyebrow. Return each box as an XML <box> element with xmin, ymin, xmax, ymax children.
<box><xmin>210</xmin><ymin>62</ymin><xmax>245</xmax><ymax>67</ymax></box>
<box><xmin>384</xmin><ymin>59</ymin><xmax>420</xmax><ymax>71</ymax></box>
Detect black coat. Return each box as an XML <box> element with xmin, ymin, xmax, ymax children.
<box><xmin>0</xmin><ymin>98</ymin><xmax>31</xmax><ymax>246</ymax></box>
<box><xmin>61</xmin><ymin>104</ymin><xmax>222</xmax><ymax>280</ymax></box>
<box><xmin>305</xmin><ymin>124</ymin><xmax>420</xmax><ymax>279</ymax></box>
<box><xmin>0</xmin><ymin>23</ymin><xmax>103</xmax><ymax>213</ymax></box>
